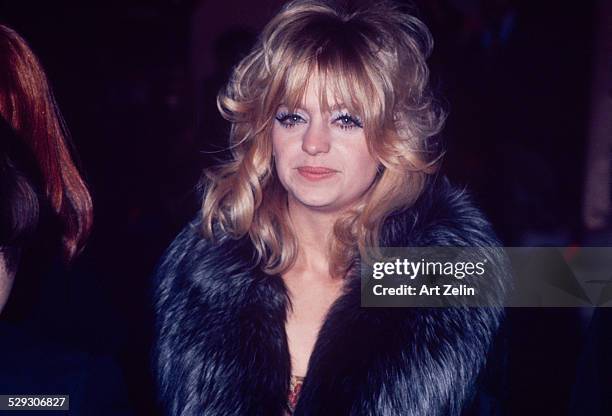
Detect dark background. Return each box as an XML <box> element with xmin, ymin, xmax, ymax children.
<box><xmin>0</xmin><ymin>0</ymin><xmax>608</xmax><ymax>414</ymax></box>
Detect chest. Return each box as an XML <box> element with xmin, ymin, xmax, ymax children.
<box><xmin>282</xmin><ymin>275</ymin><xmax>344</xmax><ymax>377</ymax></box>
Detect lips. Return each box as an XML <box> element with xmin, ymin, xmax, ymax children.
<box><xmin>296</xmin><ymin>166</ymin><xmax>338</xmax><ymax>181</ymax></box>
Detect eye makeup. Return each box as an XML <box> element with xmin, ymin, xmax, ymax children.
<box><xmin>275</xmin><ymin>112</ymin><xmax>307</xmax><ymax>128</ymax></box>
<box><xmin>332</xmin><ymin>112</ymin><xmax>363</xmax><ymax>130</ymax></box>
<box><xmin>273</xmin><ymin>108</ymin><xmax>364</xmax><ymax>130</ymax></box>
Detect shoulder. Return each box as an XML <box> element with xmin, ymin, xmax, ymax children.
<box><xmin>153</xmin><ymin>217</ymin><xmax>210</xmax><ymax>287</ymax></box>
<box><xmin>153</xmin><ymin>216</ymin><xmax>254</xmax><ymax>308</ymax></box>
<box><xmin>152</xmin><ymin>217</ymin><xmax>289</xmax><ymax>415</ymax></box>
<box><xmin>381</xmin><ymin>175</ymin><xmax>501</xmax><ymax>248</ymax></box>
<box><xmin>0</xmin><ymin>322</ymin><xmax>132</xmax><ymax>415</ymax></box>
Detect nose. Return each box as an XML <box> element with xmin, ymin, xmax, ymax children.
<box><xmin>301</xmin><ymin>122</ymin><xmax>330</xmax><ymax>155</ymax></box>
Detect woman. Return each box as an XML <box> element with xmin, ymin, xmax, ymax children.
<box><xmin>0</xmin><ymin>24</ymin><xmax>92</xmax><ymax>315</ymax></box>
<box><xmin>0</xmin><ymin>25</ymin><xmax>133</xmax><ymax>415</ymax></box>
<box><xmin>154</xmin><ymin>1</ymin><xmax>507</xmax><ymax>415</ymax></box>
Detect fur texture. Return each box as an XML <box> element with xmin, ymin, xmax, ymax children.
<box><xmin>153</xmin><ymin>177</ymin><xmax>508</xmax><ymax>415</ymax></box>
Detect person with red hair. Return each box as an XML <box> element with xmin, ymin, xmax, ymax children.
<box><xmin>0</xmin><ymin>23</ymin><xmax>92</xmax><ymax>314</ymax></box>
<box><xmin>0</xmin><ymin>24</ymin><xmax>131</xmax><ymax>415</ymax></box>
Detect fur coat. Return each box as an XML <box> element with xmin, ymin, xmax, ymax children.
<box><xmin>153</xmin><ymin>177</ymin><xmax>508</xmax><ymax>416</ymax></box>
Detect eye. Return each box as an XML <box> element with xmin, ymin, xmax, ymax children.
<box><xmin>275</xmin><ymin>112</ymin><xmax>306</xmax><ymax>129</ymax></box>
<box><xmin>332</xmin><ymin>113</ymin><xmax>363</xmax><ymax>130</ymax></box>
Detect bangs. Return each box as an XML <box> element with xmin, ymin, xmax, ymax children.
<box><xmin>263</xmin><ymin>25</ymin><xmax>388</xmax><ymax>137</ymax></box>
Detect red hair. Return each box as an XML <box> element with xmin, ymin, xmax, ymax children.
<box><xmin>0</xmin><ymin>24</ymin><xmax>92</xmax><ymax>261</ymax></box>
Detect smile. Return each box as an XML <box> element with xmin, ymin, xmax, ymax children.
<box><xmin>296</xmin><ymin>166</ymin><xmax>339</xmax><ymax>181</ymax></box>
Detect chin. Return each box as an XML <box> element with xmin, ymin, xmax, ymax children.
<box><xmin>296</xmin><ymin>196</ymin><xmax>336</xmax><ymax>209</ymax></box>
<box><xmin>291</xmin><ymin>191</ymin><xmax>339</xmax><ymax>210</ymax></box>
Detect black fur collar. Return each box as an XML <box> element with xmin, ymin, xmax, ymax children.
<box><xmin>154</xmin><ymin>177</ymin><xmax>506</xmax><ymax>415</ymax></box>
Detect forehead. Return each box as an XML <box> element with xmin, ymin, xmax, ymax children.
<box><xmin>290</xmin><ymin>76</ymin><xmax>349</xmax><ymax>111</ymax></box>
<box><xmin>279</xmin><ymin>64</ymin><xmax>369</xmax><ymax>115</ymax></box>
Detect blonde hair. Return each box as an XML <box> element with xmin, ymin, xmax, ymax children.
<box><xmin>203</xmin><ymin>0</ymin><xmax>445</xmax><ymax>277</ymax></box>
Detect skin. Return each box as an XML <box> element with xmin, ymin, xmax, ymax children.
<box><xmin>272</xmin><ymin>77</ymin><xmax>379</xmax><ymax>377</ymax></box>
<box><xmin>0</xmin><ymin>253</ymin><xmax>15</xmax><ymax>314</ymax></box>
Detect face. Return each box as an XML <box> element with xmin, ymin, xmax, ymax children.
<box><xmin>272</xmin><ymin>77</ymin><xmax>379</xmax><ymax>215</ymax></box>
<box><xmin>0</xmin><ymin>253</ymin><xmax>15</xmax><ymax>314</ymax></box>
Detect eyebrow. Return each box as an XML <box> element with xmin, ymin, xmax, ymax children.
<box><xmin>277</xmin><ymin>103</ymin><xmax>355</xmax><ymax>113</ymax></box>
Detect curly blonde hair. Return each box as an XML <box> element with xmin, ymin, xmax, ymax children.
<box><xmin>202</xmin><ymin>0</ymin><xmax>445</xmax><ymax>277</ymax></box>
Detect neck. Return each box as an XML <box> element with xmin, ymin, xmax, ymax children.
<box><xmin>286</xmin><ymin>197</ymin><xmax>340</xmax><ymax>281</ymax></box>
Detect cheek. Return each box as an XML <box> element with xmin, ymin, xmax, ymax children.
<box><xmin>356</xmin><ymin>159</ymin><xmax>379</xmax><ymax>192</ymax></box>
<box><xmin>271</xmin><ymin>130</ymin><xmax>297</xmax><ymax>184</ymax></box>
<box><xmin>272</xmin><ymin>134</ymin><xmax>290</xmax><ymax>168</ymax></box>
<box><xmin>357</xmin><ymin>152</ymin><xmax>378</xmax><ymax>174</ymax></box>
<box><xmin>0</xmin><ymin>255</ymin><xmax>15</xmax><ymax>314</ymax></box>
<box><xmin>272</xmin><ymin>126</ymin><xmax>306</xmax><ymax>160</ymax></box>
<box><xmin>342</xmin><ymin>143</ymin><xmax>379</xmax><ymax>183</ymax></box>
<box><xmin>271</xmin><ymin>129</ymin><xmax>281</xmax><ymax>157</ymax></box>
